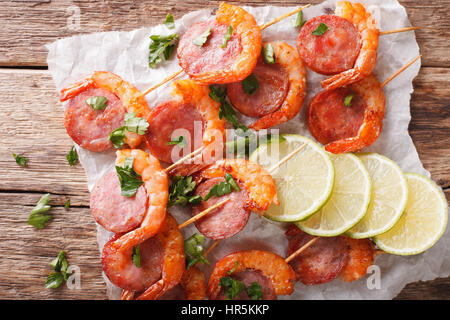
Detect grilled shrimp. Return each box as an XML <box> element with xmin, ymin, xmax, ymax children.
<box><xmin>321</xmin><ymin>1</ymin><xmax>379</xmax><ymax>90</ymax></box>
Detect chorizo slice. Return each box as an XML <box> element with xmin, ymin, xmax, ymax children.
<box><xmin>64</xmin><ymin>87</ymin><xmax>125</xmax><ymax>152</ymax></box>
<box><xmin>308</xmin><ymin>87</ymin><xmax>366</xmax><ymax>145</ymax></box>
<box><xmin>90</xmin><ymin>171</ymin><xmax>147</xmax><ymax>233</ymax></box>
<box><xmin>297</xmin><ymin>15</ymin><xmax>361</xmax><ymax>75</ymax></box>
<box><xmin>191</xmin><ymin>177</ymin><xmax>250</xmax><ymax>240</ymax></box>
<box><xmin>286</xmin><ymin>228</ymin><xmax>350</xmax><ymax>285</ymax></box>
<box><xmin>177</xmin><ymin>3</ymin><xmax>262</xmax><ymax>84</ymax></box>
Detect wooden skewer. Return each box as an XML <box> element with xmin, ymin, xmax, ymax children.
<box><xmin>285</xmin><ymin>237</ymin><xmax>319</xmax><ymax>263</ymax></box>
<box><xmin>380</xmin><ymin>54</ymin><xmax>421</xmax><ymax>87</ymax></box>
<box><xmin>259</xmin><ymin>4</ymin><xmax>311</xmax><ymax>30</ymax></box>
<box><xmin>141</xmin><ymin>69</ymin><xmax>184</xmax><ymax>97</ymax></box>
<box><xmin>268</xmin><ymin>142</ymin><xmax>307</xmax><ymax>174</ymax></box>
<box><xmin>202</xmin><ymin>240</ymin><xmax>221</xmax><ymax>260</ymax></box>
<box><xmin>164</xmin><ymin>146</ymin><xmax>205</xmax><ymax>173</ymax></box>
<box><xmin>178</xmin><ymin>198</ymin><xmax>231</xmax><ymax>230</ymax></box>
<box><xmin>380</xmin><ymin>26</ymin><xmax>421</xmax><ymax>36</ymax></box>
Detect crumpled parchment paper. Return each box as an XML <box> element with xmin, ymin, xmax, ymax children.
<box><xmin>47</xmin><ymin>0</ymin><xmax>450</xmax><ymax>300</ymax></box>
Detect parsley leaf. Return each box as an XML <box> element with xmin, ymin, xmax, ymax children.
<box><xmin>220</xmin><ymin>276</ymin><xmax>246</xmax><ymax>300</ymax></box>
<box><xmin>227</xmin><ymin>261</ymin><xmax>239</xmax><ymax>275</ymax></box>
<box><xmin>86</xmin><ymin>96</ymin><xmax>107</xmax><ymax>110</ymax></box>
<box><xmin>344</xmin><ymin>94</ymin><xmax>355</xmax><ymax>107</ymax></box>
<box><xmin>64</xmin><ymin>199</ymin><xmax>70</xmax><ymax>209</ymax></box>
<box><xmin>66</xmin><ymin>146</ymin><xmax>78</xmax><ymax>166</ymax></box>
<box><xmin>203</xmin><ymin>173</ymin><xmax>240</xmax><ymax>201</ymax></box>
<box><xmin>28</xmin><ymin>193</ymin><xmax>52</xmax><ymax>229</ymax></box>
<box><xmin>193</xmin><ymin>27</ymin><xmax>211</xmax><ymax>47</ymax></box>
<box><xmin>293</xmin><ymin>10</ymin><xmax>306</xmax><ymax>28</ymax></box>
<box><xmin>221</xmin><ymin>26</ymin><xmax>233</xmax><ymax>48</ymax></box>
<box><xmin>209</xmin><ymin>85</ymin><xmax>227</xmax><ymax>102</ymax></box>
<box><xmin>246</xmin><ymin>282</ymin><xmax>263</xmax><ymax>300</ymax></box>
<box><xmin>46</xmin><ymin>250</ymin><xmax>70</xmax><ymax>288</ymax></box>
<box><xmin>164</xmin><ymin>13</ymin><xmax>175</xmax><ymax>29</ymax></box>
<box><xmin>167</xmin><ymin>136</ymin><xmax>186</xmax><ymax>147</ymax></box>
<box><xmin>184</xmin><ymin>233</ymin><xmax>210</xmax><ymax>269</ymax></box>
<box><xmin>115</xmin><ymin>157</ymin><xmax>144</xmax><ymax>197</ymax></box>
<box><xmin>149</xmin><ymin>33</ymin><xmax>179</xmax><ymax>68</ymax></box>
<box><xmin>124</xmin><ymin>112</ymin><xmax>149</xmax><ymax>135</ymax></box>
<box><xmin>109</xmin><ymin>126</ymin><xmax>126</xmax><ymax>148</ymax></box>
<box><xmin>12</xmin><ymin>153</ymin><xmax>28</xmax><ymax>167</ymax></box>
<box><xmin>168</xmin><ymin>175</ymin><xmax>201</xmax><ymax>207</ymax></box>
<box><xmin>219</xmin><ymin>101</ymin><xmax>249</xmax><ymax>132</ymax></box>
<box><xmin>312</xmin><ymin>23</ymin><xmax>329</xmax><ymax>36</ymax></box>
<box><xmin>242</xmin><ymin>74</ymin><xmax>259</xmax><ymax>95</ymax></box>
<box><xmin>263</xmin><ymin>44</ymin><xmax>276</xmax><ymax>64</ymax></box>
<box><xmin>132</xmin><ymin>245</ymin><xmax>141</xmax><ymax>268</ymax></box>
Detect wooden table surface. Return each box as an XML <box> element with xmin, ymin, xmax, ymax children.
<box><xmin>0</xmin><ymin>0</ymin><xmax>448</xmax><ymax>300</ymax></box>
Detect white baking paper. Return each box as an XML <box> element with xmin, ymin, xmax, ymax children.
<box><xmin>47</xmin><ymin>0</ymin><xmax>450</xmax><ymax>300</ymax></box>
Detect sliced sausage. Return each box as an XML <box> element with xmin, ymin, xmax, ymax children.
<box><xmin>90</xmin><ymin>171</ymin><xmax>147</xmax><ymax>233</ymax></box>
<box><xmin>227</xmin><ymin>57</ymin><xmax>289</xmax><ymax>118</ymax></box>
<box><xmin>191</xmin><ymin>177</ymin><xmax>250</xmax><ymax>240</ymax></box>
<box><xmin>297</xmin><ymin>15</ymin><xmax>361</xmax><ymax>75</ymax></box>
<box><xmin>308</xmin><ymin>87</ymin><xmax>366</xmax><ymax>145</ymax></box>
<box><xmin>102</xmin><ymin>233</ymin><xmax>164</xmax><ymax>292</ymax></box>
<box><xmin>178</xmin><ymin>20</ymin><xmax>242</xmax><ymax>82</ymax></box>
<box><xmin>215</xmin><ymin>270</ymin><xmax>277</xmax><ymax>300</ymax></box>
<box><xmin>286</xmin><ymin>229</ymin><xmax>350</xmax><ymax>285</ymax></box>
<box><xmin>145</xmin><ymin>100</ymin><xmax>204</xmax><ymax>164</ymax></box>
<box><xmin>64</xmin><ymin>87</ymin><xmax>126</xmax><ymax>152</ymax></box>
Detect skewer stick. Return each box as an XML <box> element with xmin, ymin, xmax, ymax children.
<box><xmin>380</xmin><ymin>54</ymin><xmax>421</xmax><ymax>87</ymax></box>
<box><xmin>178</xmin><ymin>198</ymin><xmax>231</xmax><ymax>230</ymax></box>
<box><xmin>380</xmin><ymin>26</ymin><xmax>421</xmax><ymax>36</ymax></box>
<box><xmin>141</xmin><ymin>69</ymin><xmax>183</xmax><ymax>97</ymax></box>
<box><xmin>259</xmin><ymin>4</ymin><xmax>311</xmax><ymax>30</ymax></box>
<box><xmin>203</xmin><ymin>240</ymin><xmax>221</xmax><ymax>260</ymax></box>
<box><xmin>164</xmin><ymin>146</ymin><xmax>205</xmax><ymax>173</ymax></box>
<box><xmin>268</xmin><ymin>143</ymin><xmax>307</xmax><ymax>174</ymax></box>
<box><xmin>285</xmin><ymin>237</ymin><xmax>319</xmax><ymax>263</ymax></box>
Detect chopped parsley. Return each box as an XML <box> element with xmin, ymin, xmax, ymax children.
<box><xmin>85</xmin><ymin>96</ymin><xmax>107</xmax><ymax>110</ymax></box>
<box><xmin>312</xmin><ymin>23</ymin><xmax>329</xmax><ymax>36</ymax></box>
<box><xmin>115</xmin><ymin>157</ymin><xmax>144</xmax><ymax>197</ymax></box>
<box><xmin>132</xmin><ymin>245</ymin><xmax>141</xmax><ymax>268</ymax></box>
<box><xmin>108</xmin><ymin>112</ymin><xmax>149</xmax><ymax>148</ymax></box>
<box><xmin>167</xmin><ymin>136</ymin><xmax>186</xmax><ymax>147</ymax></box>
<box><xmin>193</xmin><ymin>27</ymin><xmax>211</xmax><ymax>47</ymax></box>
<box><xmin>46</xmin><ymin>250</ymin><xmax>70</xmax><ymax>289</ymax></box>
<box><xmin>242</xmin><ymin>74</ymin><xmax>259</xmax><ymax>95</ymax></box>
<box><xmin>293</xmin><ymin>10</ymin><xmax>306</xmax><ymax>28</ymax></box>
<box><xmin>344</xmin><ymin>93</ymin><xmax>355</xmax><ymax>107</ymax></box>
<box><xmin>66</xmin><ymin>146</ymin><xmax>78</xmax><ymax>166</ymax></box>
<box><xmin>263</xmin><ymin>43</ymin><xmax>276</xmax><ymax>64</ymax></box>
<box><xmin>148</xmin><ymin>33</ymin><xmax>179</xmax><ymax>68</ymax></box>
<box><xmin>164</xmin><ymin>13</ymin><xmax>175</xmax><ymax>29</ymax></box>
<box><xmin>222</xmin><ymin>26</ymin><xmax>233</xmax><ymax>48</ymax></box>
<box><xmin>184</xmin><ymin>233</ymin><xmax>209</xmax><ymax>269</ymax></box>
<box><xmin>12</xmin><ymin>153</ymin><xmax>28</xmax><ymax>167</ymax></box>
<box><xmin>220</xmin><ymin>276</ymin><xmax>246</xmax><ymax>300</ymax></box>
<box><xmin>203</xmin><ymin>173</ymin><xmax>240</xmax><ymax>201</ymax></box>
<box><xmin>168</xmin><ymin>175</ymin><xmax>202</xmax><ymax>207</ymax></box>
<box><xmin>28</xmin><ymin>193</ymin><xmax>52</xmax><ymax>229</ymax></box>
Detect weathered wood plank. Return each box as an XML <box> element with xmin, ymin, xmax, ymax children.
<box><xmin>0</xmin><ymin>0</ymin><xmax>449</xmax><ymax>67</ymax></box>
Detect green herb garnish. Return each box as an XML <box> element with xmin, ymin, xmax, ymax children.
<box><xmin>28</xmin><ymin>193</ymin><xmax>52</xmax><ymax>229</ymax></box>
<box><xmin>149</xmin><ymin>33</ymin><xmax>179</xmax><ymax>68</ymax></box>
<box><xmin>209</xmin><ymin>85</ymin><xmax>227</xmax><ymax>102</ymax></box>
<box><xmin>222</xmin><ymin>26</ymin><xmax>233</xmax><ymax>48</ymax></box>
<box><xmin>12</xmin><ymin>153</ymin><xmax>28</xmax><ymax>167</ymax></box>
<box><xmin>227</xmin><ymin>261</ymin><xmax>239</xmax><ymax>275</ymax></box>
<box><xmin>184</xmin><ymin>233</ymin><xmax>209</xmax><ymax>269</ymax></box>
<box><xmin>263</xmin><ymin>44</ymin><xmax>276</xmax><ymax>64</ymax></box>
<box><xmin>193</xmin><ymin>27</ymin><xmax>211</xmax><ymax>47</ymax></box>
<box><xmin>219</xmin><ymin>101</ymin><xmax>249</xmax><ymax>132</ymax></box>
<box><xmin>109</xmin><ymin>126</ymin><xmax>127</xmax><ymax>148</ymax></box>
<box><xmin>168</xmin><ymin>175</ymin><xmax>201</xmax><ymax>207</ymax></box>
<box><xmin>203</xmin><ymin>173</ymin><xmax>240</xmax><ymax>201</ymax></box>
<box><xmin>124</xmin><ymin>112</ymin><xmax>149</xmax><ymax>135</ymax></box>
<box><xmin>242</xmin><ymin>74</ymin><xmax>259</xmax><ymax>95</ymax></box>
<box><xmin>64</xmin><ymin>199</ymin><xmax>70</xmax><ymax>209</ymax></box>
<box><xmin>312</xmin><ymin>23</ymin><xmax>329</xmax><ymax>36</ymax></box>
<box><xmin>167</xmin><ymin>136</ymin><xmax>186</xmax><ymax>147</ymax></box>
<box><xmin>344</xmin><ymin>94</ymin><xmax>354</xmax><ymax>107</ymax></box>
<box><xmin>164</xmin><ymin>13</ymin><xmax>175</xmax><ymax>29</ymax></box>
<box><xmin>132</xmin><ymin>245</ymin><xmax>141</xmax><ymax>268</ymax></box>
<box><xmin>293</xmin><ymin>10</ymin><xmax>306</xmax><ymax>28</ymax></box>
<box><xmin>115</xmin><ymin>157</ymin><xmax>143</xmax><ymax>197</ymax></box>
<box><xmin>46</xmin><ymin>250</ymin><xmax>70</xmax><ymax>288</ymax></box>
<box><xmin>86</xmin><ymin>96</ymin><xmax>107</xmax><ymax>110</ymax></box>
<box><xmin>220</xmin><ymin>276</ymin><xmax>246</xmax><ymax>300</ymax></box>
<box><xmin>246</xmin><ymin>282</ymin><xmax>263</xmax><ymax>300</ymax></box>
<box><xmin>66</xmin><ymin>146</ymin><xmax>78</xmax><ymax>166</ymax></box>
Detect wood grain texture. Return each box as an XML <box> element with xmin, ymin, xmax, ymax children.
<box><xmin>0</xmin><ymin>0</ymin><xmax>449</xmax><ymax>67</ymax></box>
<box><xmin>0</xmin><ymin>0</ymin><xmax>449</xmax><ymax>300</ymax></box>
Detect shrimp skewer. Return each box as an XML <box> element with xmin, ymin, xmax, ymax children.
<box><xmin>60</xmin><ymin>71</ymin><xmax>151</xmax><ymax>152</ymax></box>
<box><xmin>309</xmin><ymin>55</ymin><xmax>421</xmax><ymax>154</ymax></box>
<box><xmin>227</xmin><ymin>41</ymin><xmax>307</xmax><ymax>130</ymax></box>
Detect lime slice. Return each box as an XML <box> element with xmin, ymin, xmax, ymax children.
<box><xmin>296</xmin><ymin>153</ymin><xmax>372</xmax><ymax>236</ymax></box>
<box><xmin>346</xmin><ymin>153</ymin><xmax>408</xmax><ymax>238</ymax></box>
<box><xmin>374</xmin><ymin>173</ymin><xmax>448</xmax><ymax>255</ymax></box>
<box><xmin>249</xmin><ymin>134</ymin><xmax>334</xmax><ymax>222</ymax></box>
